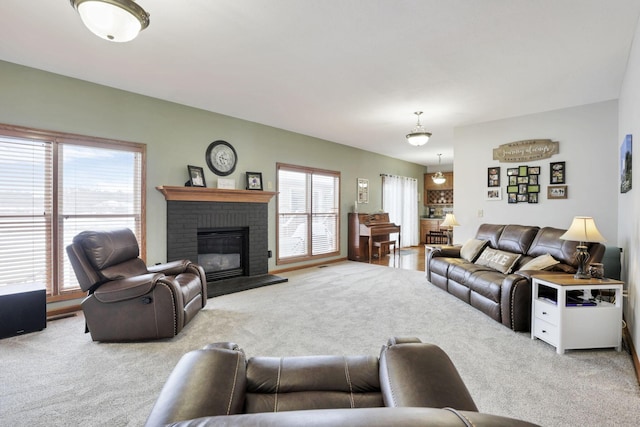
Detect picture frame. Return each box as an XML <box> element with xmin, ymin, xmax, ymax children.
<box><xmin>187</xmin><ymin>165</ymin><xmax>206</xmax><ymax>187</ymax></box>
<box><xmin>357</xmin><ymin>178</ymin><xmax>369</xmax><ymax>203</ymax></box>
<box><xmin>621</xmin><ymin>134</ymin><xmax>632</xmax><ymax>193</ymax></box>
<box><xmin>548</xmin><ymin>185</ymin><xmax>567</xmax><ymax>199</ymax></box>
<box><xmin>487</xmin><ymin>167</ymin><xmax>500</xmax><ymax>187</ymax></box>
<box><xmin>486</xmin><ymin>188</ymin><xmax>502</xmax><ymax>201</ymax></box>
<box><xmin>246</xmin><ymin>172</ymin><xmax>263</xmax><ymax>190</ymax></box>
<box><xmin>528</xmin><ymin>193</ymin><xmax>538</xmax><ymax>204</ymax></box>
<box><xmin>550</xmin><ymin>161</ymin><xmax>566</xmax><ymax>184</ymax></box>
<box><xmin>527</xmin><ymin>166</ymin><xmax>540</xmax><ymax>175</ymax></box>
<box><xmin>507</xmin><ymin>168</ymin><xmax>519</xmax><ymax>176</ymax></box>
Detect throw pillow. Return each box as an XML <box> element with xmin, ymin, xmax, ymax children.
<box><xmin>474</xmin><ymin>247</ymin><xmax>521</xmax><ymax>274</ymax></box>
<box><xmin>460</xmin><ymin>238</ymin><xmax>489</xmax><ymax>262</ymax></box>
<box><xmin>518</xmin><ymin>253</ymin><xmax>559</xmax><ymax>271</ymax></box>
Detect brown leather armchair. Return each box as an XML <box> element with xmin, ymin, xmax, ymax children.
<box><xmin>66</xmin><ymin>228</ymin><xmax>207</xmax><ymax>342</ymax></box>
<box><xmin>145</xmin><ymin>338</ymin><xmax>539</xmax><ymax>427</ymax></box>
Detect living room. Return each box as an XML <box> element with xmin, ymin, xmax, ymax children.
<box><xmin>2</xmin><ymin>1</ymin><xmax>640</xmax><ymax>426</ymax></box>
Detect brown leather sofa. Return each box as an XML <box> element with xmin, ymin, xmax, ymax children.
<box><xmin>66</xmin><ymin>228</ymin><xmax>207</xmax><ymax>342</ymax></box>
<box><xmin>145</xmin><ymin>337</ymin><xmax>539</xmax><ymax>427</ymax></box>
<box><xmin>427</xmin><ymin>224</ymin><xmax>605</xmax><ymax>331</ymax></box>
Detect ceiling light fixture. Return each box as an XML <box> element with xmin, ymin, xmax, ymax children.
<box><xmin>70</xmin><ymin>0</ymin><xmax>150</xmax><ymax>42</ymax></box>
<box><xmin>432</xmin><ymin>154</ymin><xmax>446</xmax><ymax>185</ymax></box>
<box><xmin>406</xmin><ymin>111</ymin><xmax>432</xmax><ymax>146</ymax></box>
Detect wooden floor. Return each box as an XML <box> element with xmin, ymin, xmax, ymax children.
<box><xmin>369</xmin><ymin>244</ymin><xmax>425</xmax><ymax>272</ymax></box>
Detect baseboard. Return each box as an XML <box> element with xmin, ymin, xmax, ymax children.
<box><xmin>623</xmin><ymin>322</ymin><xmax>640</xmax><ymax>385</ymax></box>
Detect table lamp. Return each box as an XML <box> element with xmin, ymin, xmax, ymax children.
<box><xmin>559</xmin><ymin>216</ymin><xmax>606</xmax><ymax>282</ymax></box>
<box><xmin>440</xmin><ymin>213</ymin><xmax>460</xmax><ymax>245</ymax></box>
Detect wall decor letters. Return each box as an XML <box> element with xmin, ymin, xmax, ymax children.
<box><xmin>493</xmin><ymin>139</ymin><xmax>559</xmax><ymax>162</ymax></box>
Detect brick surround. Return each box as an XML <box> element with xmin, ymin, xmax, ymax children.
<box><xmin>166</xmin><ymin>201</ymin><xmax>268</xmax><ymax>277</ymax></box>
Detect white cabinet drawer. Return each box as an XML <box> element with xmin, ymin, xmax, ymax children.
<box><xmin>534</xmin><ymin>300</ymin><xmax>559</xmax><ymax>325</ymax></box>
<box><xmin>534</xmin><ymin>318</ymin><xmax>559</xmax><ymax>346</ymax></box>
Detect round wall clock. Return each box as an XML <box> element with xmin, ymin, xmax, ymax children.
<box><xmin>205</xmin><ymin>140</ymin><xmax>237</xmax><ymax>176</ymax></box>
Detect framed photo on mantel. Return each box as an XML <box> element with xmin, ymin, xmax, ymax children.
<box><xmin>246</xmin><ymin>172</ymin><xmax>263</xmax><ymax>190</ymax></box>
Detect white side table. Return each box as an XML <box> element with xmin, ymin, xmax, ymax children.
<box><xmin>531</xmin><ymin>274</ymin><xmax>623</xmax><ymax>354</ymax></box>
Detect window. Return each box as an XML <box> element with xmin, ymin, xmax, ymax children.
<box><xmin>277</xmin><ymin>163</ymin><xmax>340</xmax><ymax>263</ymax></box>
<box><xmin>0</xmin><ymin>124</ymin><xmax>145</xmax><ymax>301</ymax></box>
<box><xmin>381</xmin><ymin>174</ymin><xmax>419</xmax><ymax>247</ymax></box>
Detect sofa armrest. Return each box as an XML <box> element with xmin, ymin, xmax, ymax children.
<box><xmin>379</xmin><ymin>341</ymin><xmax>477</xmax><ymax>411</ymax></box>
<box><xmin>145</xmin><ymin>346</ymin><xmax>247</xmax><ymax>427</ymax></box>
<box><xmin>500</xmin><ymin>274</ymin><xmax>532</xmax><ymax>331</ymax></box>
<box><xmin>430</xmin><ymin>245</ymin><xmax>462</xmax><ymax>258</ymax></box>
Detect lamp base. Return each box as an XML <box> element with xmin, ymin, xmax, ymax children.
<box><xmin>573</xmin><ymin>244</ymin><xmax>590</xmax><ymax>280</ymax></box>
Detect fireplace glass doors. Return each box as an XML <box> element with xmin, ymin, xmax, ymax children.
<box><xmin>197</xmin><ymin>228</ymin><xmax>248</xmax><ymax>281</ymax></box>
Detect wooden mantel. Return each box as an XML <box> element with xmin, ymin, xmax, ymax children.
<box><xmin>156</xmin><ymin>186</ymin><xmax>277</xmax><ymax>203</ymax></box>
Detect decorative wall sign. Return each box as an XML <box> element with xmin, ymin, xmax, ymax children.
<box><xmin>487</xmin><ymin>167</ymin><xmax>500</xmax><ymax>187</ymax></box>
<box><xmin>621</xmin><ymin>134</ymin><xmax>632</xmax><ymax>193</ymax></box>
<box><xmin>506</xmin><ymin>164</ymin><xmax>540</xmax><ymax>203</ymax></box>
<box><xmin>493</xmin><ymin>139</ymin><xmax>559</xmax><ymax>163</ymax></box>
<box><xmin>550</xmin><ymin>161</ymin><xmax>565</xmax><ymax>184</ymax></box>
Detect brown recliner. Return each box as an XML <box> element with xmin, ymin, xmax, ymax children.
<box><xmin>145</xmin><ymin>338</ymin><xmax>539</xmax><ymax>427</ymax></box>
<box><xmin>66</xmin><ymin>228</ymin><xmax>207</xmax><ymax>342</ymax></box>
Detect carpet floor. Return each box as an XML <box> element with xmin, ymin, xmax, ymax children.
<box><xmin>1</xmin><ymin>261</ymin><xmax>638</xmax><ymax>426</ymax></box>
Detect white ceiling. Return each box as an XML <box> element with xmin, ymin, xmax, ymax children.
<box><xmin>1</xmin><ymin>1</ymin><xmax>639</xmax><ymax>167</ymax></box>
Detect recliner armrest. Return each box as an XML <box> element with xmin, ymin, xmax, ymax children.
<box><xmin>92</xmin><ymin>273</ymin><xmax>162</xmax><ymax>303</ymax></box>
<box><xmin>145</xmin><ymin>346</ymin><xmax>247</xmax><ymax>427</ymax></box>
<box><xmin>379</xmin><ymin>341</ymin><xmax>478</xmax><ymax>411</ymax></box>
<box><xmin>148</xmin><ymin>259</ymin><xmax>191</xmax><ymax>275</ymax></box>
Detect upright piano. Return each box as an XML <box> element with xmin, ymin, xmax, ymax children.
<box><xmin>348</xmin><ymin>212</ymin><xmax>401</xmax><ymax>262</ymax></box>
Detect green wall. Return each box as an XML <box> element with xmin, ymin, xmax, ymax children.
<box><xmin>0</xmin><ymin>60</ymin><xmax>427</xmax><ymax>269</ymax></box>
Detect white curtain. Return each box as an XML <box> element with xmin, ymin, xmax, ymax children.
<box><xmin>381</xmin><ymin>174</ymin><xmax>418</xmax><ymax>247</ymax></box>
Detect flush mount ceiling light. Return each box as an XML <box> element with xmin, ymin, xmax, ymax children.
<box><xmin>70</xmin><ymin>0</ymin><xmax>150</xmax><ymax>42</ymax></box>
<box><xmin>405</xmin><ymin>111</ymin><xmax>432</xmax><ymax>146</ymax></box>
<box><xmin>432</xmin><ymin>154</ymin><xmax>446</xmax><ymax>185</ymax></box>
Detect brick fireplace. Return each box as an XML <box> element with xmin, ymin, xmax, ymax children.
<box><xmin>157</xmin><ymin>186</ymin><xmax>287</xmax><ymax>297</ymax></box>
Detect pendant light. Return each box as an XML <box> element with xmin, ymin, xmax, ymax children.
<box><xmin>70</xmin><ymin>0</ymin><xmax>150</xmax><ymax>42</ymax></box>
<box><xmin>432</xmin><ymin>154</ymin><xmax>446</xmax><ymax>185</ymax></box>
<box><xmin>406</xmin><ymin>111</ymin><xmax>432</xmax><ymax>146</ymax></box>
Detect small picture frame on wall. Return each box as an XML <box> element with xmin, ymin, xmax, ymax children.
<box><xmin>187</xmin><ymin>165</ymin><xmax>206</xmax><ymax>187</ymax></box>
<box><xmin>486</xmin><ymin>188</ymin><xmax>502</xmax><ymax>201</ymax></box>
<box><xmin>246</xmin><ymin>172</ymin><xmax>263</xmax><ymax>190</ymax></box>
<box><xmin>548</xmin><ymin>185</ymin><xmax>567</xmax><ymax>199</ymax></box>
<box><xmin>507</xmin><ymin>168</ymin><xmax>519</xmax><ymax>176</ymax></box>
<box><xmin>487</xmin><ymin>167</ymin><xmax>500</xmax><ymax>187</ymax></box>
<box><xmin>550</xmin><ymin>161</ymin><xmax>566</xmax><ymax>184</ymax></box>
<box><xmin>357</xmin><ymin>178</ymin><xmax>369</xmax><ymax>203</ymax></box>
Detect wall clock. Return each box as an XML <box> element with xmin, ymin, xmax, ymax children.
<box><xmin>205</xmin><ymin>140</ymin><xmax>237</xmax><ymax>176</ymax></box>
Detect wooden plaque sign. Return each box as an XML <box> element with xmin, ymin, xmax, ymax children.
<box><xmin>493</xmin><ymin>139</ymin><xmax>559</xmax><ymax>163</ymax></box>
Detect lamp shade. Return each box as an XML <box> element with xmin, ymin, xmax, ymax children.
<box><xmin>559</xmin><ymin>216</ymin><xmax>606</xmax><ymax>243</ymax></box>
<box><xmin>71</xmin><ymin>0</ymin><xmax>150</xmax><ymax>42</ymax></box>
<box><xmin>440</xmin><ymin>213</ymin><xmax>460</xmax><ymax>228</ymax></box>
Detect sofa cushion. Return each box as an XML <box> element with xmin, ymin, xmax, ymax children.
<box><xmin>518</xmin><ymin>254</ymin><xmax>559</xmax><ymax>271</ymax></box>
<box><xmin>460</xmin><ymin>239</ymin><xmax>489</xmax><ymax>262</ymax></box>
<box><xmin>526</xmin><ymin>226</ymin><xmax>578</xmax><ymax>266</ymax></box>
<box><xmin>474</xmin><ymin>248</ymin><xmax>521</xmax><ymax>274</ymax></box>
<box><xmin>496</xmin><ymin>225</ymin><xmax>540</xmax><ymax>254</ymax></box>
<box><xmin>474</xmin><ymin>224</ymin><xmax>505</xmax><ymax>249</ymax></box>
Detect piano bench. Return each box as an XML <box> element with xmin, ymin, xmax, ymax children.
<box><xmin>373</xmin><ymin>240</ymin><xmax>396</xmax><ymax>259</ymax></box>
